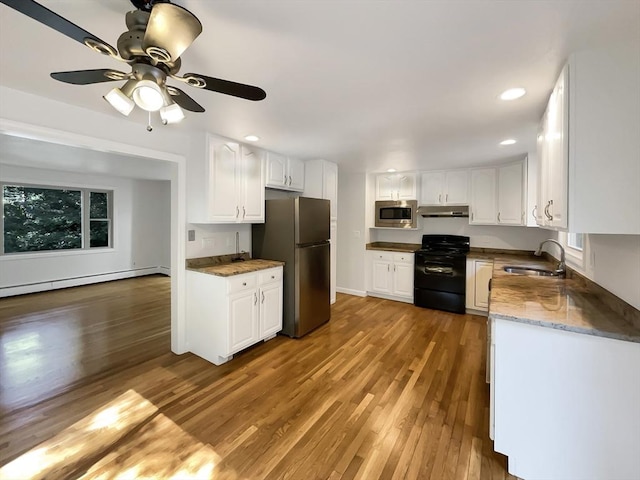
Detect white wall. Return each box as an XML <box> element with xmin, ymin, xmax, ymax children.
<box><xmin>186</xmin><ymin>223</ymin><xmax>252</xmax><ymax>259</ymax></box>
<box><xmin>131</xmin><ymin>179</ymin><xmax>171</xmax><ymax>270</ymax></box>
<box><xmin>372</xmin><ymin>218</ymin><xmax>550</xmax><ymax>251</ymax></box>
<box><xmin>336</xmin><ymin>171</ymin><xmax>367</xmax><ymax>294</ymax></box>
<box><xmin>0</xmin><ymin>165</ymin><xmax>171</xmax><ymax>289</ymax></box>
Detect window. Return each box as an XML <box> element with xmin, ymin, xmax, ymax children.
<box><xmin>2</xmin><ymin>184</ymin><xmax>112</xmax><ymax>254</ymax></box>
<box><xmin>567</xmin><ymin>233</ymin><xmax>584</xmax><ymax>251</ymax></box>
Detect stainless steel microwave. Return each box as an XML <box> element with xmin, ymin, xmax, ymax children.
<box><xmin>375</xmin><ymin>200</ymin><xmax>418</xmax><ymax>228</ymax></box>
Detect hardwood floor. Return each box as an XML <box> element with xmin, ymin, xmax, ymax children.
<box><xmin>0</xmin><ymin>278</ymin><xmax>515</xmax><ymax>479</ymax></box>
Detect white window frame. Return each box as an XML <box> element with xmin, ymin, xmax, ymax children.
<box><xmin>558</xmin><ymin>231</ymin><xmax>585</xmax><ymax>270</ymax></box>
<box><xmin>1</xmin><ymin>183</ymin><xmax>114</xmax><ymax>255</ymax></box>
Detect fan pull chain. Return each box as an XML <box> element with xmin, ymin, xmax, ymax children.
<box><xmin>146</xmin><ymin>111</ymin><xmax>153</xmax><ymax>132</ymax></box>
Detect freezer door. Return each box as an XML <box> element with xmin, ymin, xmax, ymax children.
<box><xmin>296</xmin><ymin>242</ymin><xmax>330</xmax><ymax>336</ymax></box>
<box><xmin>296</xmin><ymin>197</ymin><xmax>330</xmax><ymax>246</ymax></box>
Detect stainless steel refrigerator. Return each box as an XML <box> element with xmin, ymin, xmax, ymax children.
<box><xmin>252</xmin><ymin>197</ymin><xmax>330</xmax><ymax>337</ymax></box>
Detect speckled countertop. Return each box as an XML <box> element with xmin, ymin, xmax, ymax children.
<box><xmin>186</xmin><ymin>255</ymin><xmax>284</xmax><ymax>277</ymax></box>
<box><xmin>488</xmin><ymin>255</ymin><xmax>640</xmax><ymax>343</ymax></box>
<box><xmin>366</xmin><ymin>242</ymin><xmax>421</xmax><ymax>253</ymax></box>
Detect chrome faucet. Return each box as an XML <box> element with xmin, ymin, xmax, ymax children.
<box><xmin>534</xmin><ymin>239</ymin><xmax>566</xmax><ymax>275</ymax></box>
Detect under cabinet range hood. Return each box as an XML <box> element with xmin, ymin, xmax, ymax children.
<box><xmin>418</xmin><ymin>205</ymin><xmax>469</xmax><ymax>218</ymax></box>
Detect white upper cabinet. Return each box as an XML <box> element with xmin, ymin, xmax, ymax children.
<box><xmin>538</xmin><ymin>43</ymin><xmax>640</xmax><ymax>234</ymax></box>
<box><xmin>375</xmin><ymin>173</ymin><xmax>417</xmax><ymax>201</ymax></box>
<box><xmin>188</xmin><ymin>135</ymin><xmax>264</xmax><ymax>224</ymax></box>
<box><xmin>419</xmin><ymin>170</ymin><xmax>468</xmax><ymax>205</ymax></box>
<box><xmin>304</xmin><ymin>159</ymin><xmax>338</xmax><ymax>220</ymax></box>
<box><xmin>470</xmin><ymin>159</ymin><xmax>526</xmax><ymax>226</ymax></box>
<box><xmin>240</xmin><ymin>145</ymin><xmax>266</xmax><ymax>223</ymax></box>
<box><xmin>497</xmin><ymin>161</ymin><xmax>525</xmax><ymax>225</ymax></box>
<box><xmin>538</xmin><ymin>65</ymin><xmax>569</xmax><ymax>229</ymax></box>
<box><xmin>265</xmin><ymin>152</ymin><xmax>305</xmax><ymax>192</ymax></box>
<box><xmin>470</xmin><ymin>168</ymin><xmax>497</xmax><ymax>224</ymax></box>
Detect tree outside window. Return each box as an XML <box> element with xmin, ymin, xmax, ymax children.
<box><xmin>2</xmin><ymin>184</ymin><xmax>113</xmax><ymax>254</ymax></box>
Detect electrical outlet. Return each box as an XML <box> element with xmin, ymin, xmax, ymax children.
<box><xmin>202</xmin><ymin>237</ymin><xmax>215</xmax><ymax>249</ymax></box>
<box><xmin>187</xmin><ymin>230</ymin><xmax>195</xmax><ymax>241</ymax></box>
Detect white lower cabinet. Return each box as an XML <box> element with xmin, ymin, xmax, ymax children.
<box><xmin>491</xmin><ymin>318</ymin><xmax>640</xmax><ymax>480</ymax></box>
<box><xmin>465</xmin><ymin>258</ymin><xmax>494</xmax><ymax>312</ymax></box>
<box><xmin>186</xmin><ymin>266</ymin><xmax>283</xmax><ymax>365</ymax></box>
<box><xmin>368</xmin><ymin>251</ymin><xmax>414</xmax><ymax>303</ymax></box>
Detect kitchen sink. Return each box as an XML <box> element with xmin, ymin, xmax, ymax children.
<box><xmin>503</xmin><ymin>266</ymin><xmax>562</xmax><ymax>277</ymax></box>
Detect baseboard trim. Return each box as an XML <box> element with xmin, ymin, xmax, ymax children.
<box><xmin>0</xmin><ymin>266</ymin><xmax>171</xmax><ymax>298</ymax></box>
<box><xmin>466</xmin><ymin>308</ymin><xmax>489</xmax><ymax>317</ymax></box>
<box><xmin>366</xmin><ymin>291</ymin><xmax>414</xmax><ymax>304</ymax></box>
<box><xmin>336</xmin><ymin>287</ymin><xmax>367</xmax><ymax>297</ymax></box>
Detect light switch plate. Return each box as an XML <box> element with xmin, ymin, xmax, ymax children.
<box><xmin>187</xmin><ymin>230</ymin><xmax>195</xmax><ymax>241</ymax></box>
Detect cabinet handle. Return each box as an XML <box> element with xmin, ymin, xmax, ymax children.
<box><xmin>532</xmin><ymin>205</ymin><xmax>538</xmax><ymax>219</ymax></box>
<box><xmin>271</xmin><ymin>275</ymin><xmax>275</xmax><ymax>279</ymax></box>
<box><xmin>242</xmin><ymin>282</ymin><xmax>246</xmax><ymax>286</ymax></box>
<box><xmin>261</xmin><ymin>291</ymin><xmax>265</xmax><ymax>303</ymax></box>
<box><xmin>394</xmin><ymin>265</ymin><xmax>396</xmax><ymax>272</ymax></box>
<box><xmin>445</xmin><ymin>193</ymin><xmax>448</xmax><ymax>203</ymax></box>
<box><xmin>289</xmin><ymin>175</ymin><xmax>292</xmax><ymax>186</ymax></box>
<box><xmin>471</xmin><ymin>211</ymin><xmax>474</xmax><ymax>221</ymax></box>
<box><xmin>236</xmin><ymin>206</ymin><xmax>239</xmax><ymax>218</ymax></box>
<box><xmin>254</xmin><ymin>292</ymin><xmax>257</xmax><ymax>305</ymax></box>
<box><xmin>438</xmin><ymin>194</ymin><xmax>442</xmax><ymax>203</ymax></box>
<box><xmin>497</xmin><ymin>212</ymin><xmax>501</xmax><ymax>223</ymax></box>
<box><xmin>242</xmin><ymin>206</ymin><xmax>246</xmax><ymax>219</ymax></box>
<box><xmin>387</xmin><ymin>265</ymin><xmax>390</xmax><ymax>272</ymax></box>
<box><xmin>544</xmin><ymin>200</ymin><xmax>553</xmax><ymax>220</ymax></box>
<box><xmin>283</xmin><ymin>174</ymin><xmax>287</xmax><ymax>185</ymax></box>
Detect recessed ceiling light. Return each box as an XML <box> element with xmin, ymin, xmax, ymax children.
<box><xmin>244</xmin><ymin>135</ymin><xmax>260</xmax><ymax>142</ymax></box>
<box><xmin>499</xmin><ymin>88</ymin><xmax>526</xmax><ymax>101</ymax></box>
<box><xmin>500</xmin><ymin>139</ymin><xmax>517</xmax><ymax>146</ymax></box>
<box><xmin>387</xmin><ymin>168</ymin><xmax>397</xmax><ymax>173</ymax></box>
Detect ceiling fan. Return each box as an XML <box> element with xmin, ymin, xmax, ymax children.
<box><xmin>0</xmin><ymin>0</ymin><xmax>267</xmax><ymax>127</ymax></box>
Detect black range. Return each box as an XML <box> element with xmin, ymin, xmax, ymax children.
<box><xmin>414</xmin><ymin>234</ymin><xmax>470</xmax><ymax>314</ymax></box>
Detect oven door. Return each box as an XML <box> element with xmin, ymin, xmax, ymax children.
<box><xmin>414</xmin><ymin>252</ymin><xmax>466</xmax><ymax>294</ymax></box>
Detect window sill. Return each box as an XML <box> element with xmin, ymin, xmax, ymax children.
<box><xmin>1</xmin><ymin>248</ymin><xmax>116</xmax><ymax>260</ymax></box>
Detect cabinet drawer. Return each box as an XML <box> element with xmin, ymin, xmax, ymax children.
<box><xmin>393</xmin><ymin>252</ymin><xmax>414</xmax><ymax>264</ymax></box>
<box><xmin>371</xmin><ymin>251</ymin><xmax>393</xmax><ymax>261</ymax></box>
<box><xmin>259</xmin><ymin>267</ymin><xmax>282</xmax><ymax>285</ymax></box>
<box><xmin>228</xmin><ymin>273</ymin><xmax>257</xmax><ymax>294</ymax></box>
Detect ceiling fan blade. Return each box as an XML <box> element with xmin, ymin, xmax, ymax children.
<box><xmin>0</xmin><ymin>0</ymin><xmax>117</xmax><ymax>56</ymax></box>
<box><xmin>143</xmin><ymin>3</ymin><xmax>202</xmax><ymax>62</ymax></box>
<box><xmin>51</xmin><ymin>69</ymin><xmax>127</xmax><ymax>85</ymax></box>
<box><xmin>168</xmin><ymin>87</ymin><xmax>205</xmax><ymax>113</ymax></box>
<box><xmin>186</xmin><ymin>74</ymin><xmax>267</xmax><ymax>101</ymax></box>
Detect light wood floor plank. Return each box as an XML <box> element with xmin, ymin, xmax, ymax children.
<box><xmin>1</xmin><ymin>282</ymin><xmax>515</xmax><ymax>479</ymax></box>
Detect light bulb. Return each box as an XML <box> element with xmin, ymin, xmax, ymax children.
<box><xmin>132</xmin><ymin>80</ymin><xmax>164</xmax><ymax>112</ymax></box>
<box><xmin>103</xmin><ymin>88</ymin><xmax>135</xmax><ymax>116</ymax></box>
<box><xmin>160</xmin><ymin>103</ymin><xmax>185</xmax><ymax>124</ymax></box>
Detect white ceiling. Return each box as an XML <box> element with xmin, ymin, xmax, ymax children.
<box><xmin>0</xmin><ymin>0</ymin><xmax>638</xmax><ymax>173</ymax></box>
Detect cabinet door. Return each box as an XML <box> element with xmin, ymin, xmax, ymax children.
<box><xmin>265</xmin><ymin>152</ymin><xmax>287</xmax><ymax>189</ymax></box>
<box><xmin>445</xmin><ymin>170</ymin><xmax>469</xmax><ymax>205</ymax></box>
<box><xmin>323</xmin><ymin>162</ymin><xmax>338</xmax><ymax>220</ymax></box>
<box><xmin>392</xmin><ymin>262</ymin><xmax>414</xmax><ymax>298</ymax></box>
<box><xmin>376</xmin><ymin>174</ymin><xmax>396</xmax><ymax>201</ymax></box>
<box><xmin>240</xmin><ymin>146</ymin><xmax>265</xmax><ymax>223</ymax></box>
<box><xmin>371</xmin><ymin>259</ymin><xmax>392</xmax><ymax>293</ymax></box>
<box><xmin>259</xmin><ymin>282</ymin><xmax>282</xmax><ymax>338</ymax></box>
<box><xmin>546</xmin><ymin>65</ymin><xmax>569</xmax><ymax>229</ymax></box>
<box><xmin>420</xmin><ymin>171</ymin><xmax>445</xmax><ymax>205</ymax></box>
<box><xmin>228</xmin><ymin>290</ymin><xmax>259</xmax><ymax>354</ymax></box>
<box><xmin>287</xmin><ymin>157</ymin><xmax>305</xmax><ymax>191</ymax></box>
<box><xmin>535</xmin><ymin>119</ymin><xmax>547</xmax><ymax>226</ymax></box>
<box><xmin>470</xmin><ymin>168</ymin><xmax>497</xmax><ymax>224</ymax></box>
<box><xmin>474</xmin><ymin>261</ymin><xmax>493</xmax><ymax>309</ymax></box>
<box><xmin>209</xmin><ymin>142</ymin><xmax>240</xmax><ymax>222</ymax></box>
<box><xmin>497</xmin><ymin>161</ymin><xmax>525</xmax><ymax>225</ymax></box>
<box><xmin>397</xmin><ymin>173</ymin><xmax>417</xmax><ymax>200</ymax></box>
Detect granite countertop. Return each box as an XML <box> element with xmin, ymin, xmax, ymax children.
<box><xmin>488</xmin><ymin>255</ymin><xmax>640</xmax><ymax>343</ymax></box>
<box><xmin>186</xmin><ymin>254</ymin><xmax>284</xmax><ymax>277</ymax></box>
<box><xmin>366</xmin><ymin>242</ymin><xmax>421</xmax><ymax>253</ymax></box>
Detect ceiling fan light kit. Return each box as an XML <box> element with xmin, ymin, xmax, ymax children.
<box><xmin>1</xmin><ymin>0</ymin><xmax>267</xmax><ymax>130</ymax></box>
